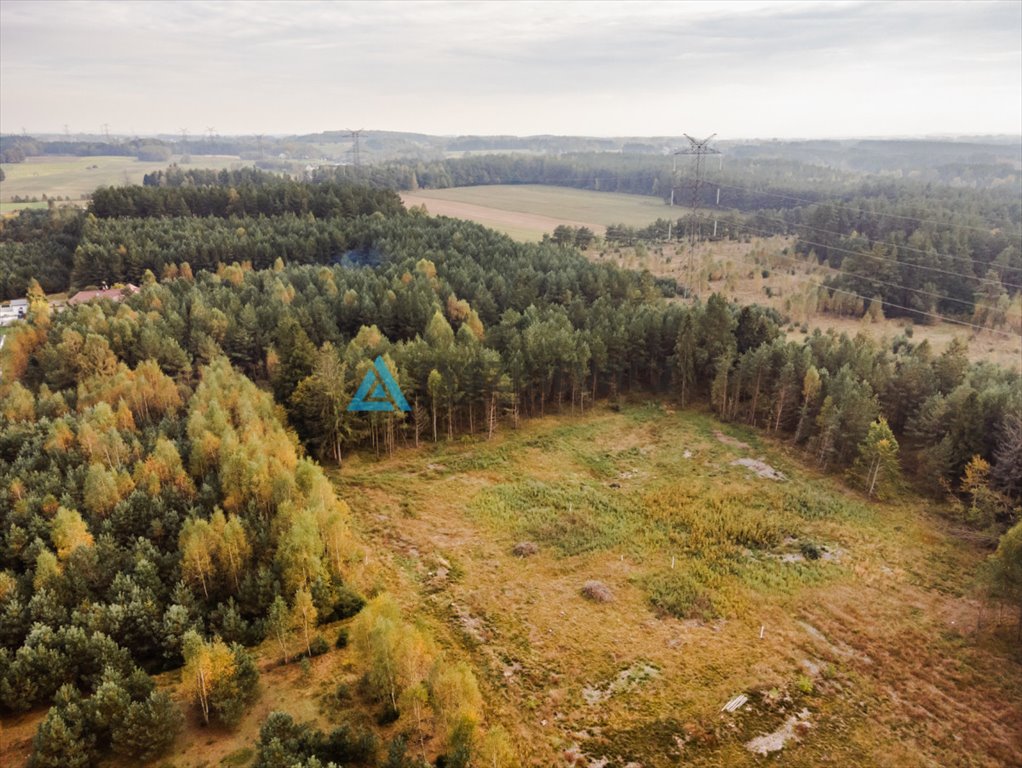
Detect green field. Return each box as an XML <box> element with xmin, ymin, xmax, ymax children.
<box><xmin>401</xmin><ymin>184</ymin><xmax>676</xmax><ymax>241</ymax></box>
<box><xmin>0</xmin><ymin>154</ymin><xmax>248</xmax><ymax>211</ymax></box>
<box><xmin>0</xmin><ymin>200</ymin><xmax>49</xmax><ymax>214</ymax></box>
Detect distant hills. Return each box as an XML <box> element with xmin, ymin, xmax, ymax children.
<box><xmin>2</xmin><ymin>130</ymin><xmax>1019</xmax><ymax>174</ymax></box>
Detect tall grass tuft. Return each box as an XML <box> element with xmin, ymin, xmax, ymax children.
<box><xmin>472</xmin><ymin>479</ymin><xmax>645</xmax><ymax>555</ymax></box>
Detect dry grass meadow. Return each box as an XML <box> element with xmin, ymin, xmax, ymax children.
<box><xmin>332</xmin><ymin>404</ymin><xmax>1021</xmax><ymax>767</ymax></box>
<box><xmin>400</xmin><ymin>184</ymin><xmax>676</xmax><ymax>241</ymax></box>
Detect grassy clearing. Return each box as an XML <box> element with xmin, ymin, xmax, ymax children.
<box><xmin>334</xmin><ymin>403</ymin><xmax>1021</xmax><ymax>767</ymax></box>
<box><xmin>0</xmin><ymin>154</ymin><xmax>248</xmax><ymax>211</ymax></box>
<box><xmin>472</xmin><ymin>479</ymin><xmax>647</xmax><ymax>556</ymax></box>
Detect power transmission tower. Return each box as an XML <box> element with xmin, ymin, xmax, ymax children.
<box><xmin>668</xmin><ymin>148</ymin><xmax>686</xmax><ymax>241</ymax></box>
<box><xmin>347</xmin><ymin>128</ymin><xmax>365</xmax><ymax>170</ymax></box>
<box><xmin>101</xmin><ymin>123</ymin><xmax>110</xmax><ymax>141</ymax></box>
<box><xmin>675</xmin><ymin>133</ymin><xmax>721</xmax><ymax>297</ymax></box>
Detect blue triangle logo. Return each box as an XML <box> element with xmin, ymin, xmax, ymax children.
<box><xmin>348</xmin><ymin>356</ymin><xmax>411</xmax><ymax>412</ymax></box>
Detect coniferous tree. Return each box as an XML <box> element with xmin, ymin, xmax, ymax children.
<box><xmin>30</xmin><ymin>702</ymin><xmax>96</xmax><ymax>768</ymax></box>
<box><xmin>992</xmin><ymin>410</ymin><xmax>1022</xmax><ymax>499</ymax></box>
<box><xmin>110</xmin><ymin>690</ymin><xmax>183</xmax><ymax>761</ymax></box>
<box><xmin>673</xmin><ymin>312</ymin><xmax>697</xmax><ymax>407</ymax></box>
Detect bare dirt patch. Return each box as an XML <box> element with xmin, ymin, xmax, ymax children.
<box><xmin>732</xmin><ymin>457</ymin><xmax>787</xmax><ymax>481</ymax></box>
<box><xmin>0</xmin><ymin>708</ymin><xmax>45</xmax><ymax>766</ymax></box>
<box><xmin>582</xmin><ymin>662</ymin><xmax>661</xmax><ymax>705</ymax></box>
<box><xmin>745</xmin><ymin>708</ymin><xmax>812</xmax><ymax>755</ymax></box>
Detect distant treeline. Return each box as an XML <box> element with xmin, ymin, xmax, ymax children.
<box><xmin>327</xmin><ymin>152</ymin><xmax>1021</xmax><ymax>321</ymax></box>
<box><xmin>6</xmin><ymin>130</ymin><xmax>1019</xmax><ymax>177</ymax></box>
<box><xmin>0</xmin><ymin>135</ymin><xmax>179</xmax><ymax>163</ymax></box>
<box><xmin>2</xmin><ymin>162</ymin><xmax>1019</xmax><ymax>326</ymax></box>
<box><xmin>0</xmin><ymin>175</ymin><xmax>404</xmax><ymax>299</ymax></box>
<box><xmin>140</xmin><ymin>166</ymin><xmax>286</xmax><ymax>188</ymax></box>
<box><xmin>90</xmin><ymin>176</ymin><xmax>402</xmax><ymax>219</ymax></box>
<box><xmin>0</xmin><ymin>134</ymin><xmax>275</xmax><ymax>163</ymax></box>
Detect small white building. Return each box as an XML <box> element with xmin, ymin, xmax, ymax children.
<box><xmin>0</xmin><ymin>299</ymin><xmax>28</xmax><ymax>326</ymax></box>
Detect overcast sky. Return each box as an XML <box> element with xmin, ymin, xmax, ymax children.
<box><xmin>1</xmin><ymin>0</ymin><xmax>1020</xmax><ymax>139</ymax></box>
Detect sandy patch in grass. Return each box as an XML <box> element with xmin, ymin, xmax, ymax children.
<box><xmin>732</xmin><ymin>457</ymin><xmax>787</xmax><ymax>481</ymax></box>
<box><xmin>745</xmin><ymin>708</ymin><xmax>812</xmax><ymax>755</ymax></box>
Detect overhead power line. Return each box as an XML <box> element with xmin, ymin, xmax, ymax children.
<box><xmin>408</xmin><ymin>163</ymin><xmax>1020</xmax><ymax>237</ymax></box>
<box><xmin>673</xmin><ymin>134</ymin><xmax>721</xmax><ymax>292</ymax></box>
<box><xmin>671</xmin><ymin>172</ymin><xmax>1021</xmax><ymax>273</ymax></box>
<box><xmin>711</xmin><ymin>220</ymin><xmax>1022</xmax><ymax>340</ymax></box>
<box><xmin>729</xmin><ymin>221</ymin><xmax>994</xmax><ymax>312</ymax></box>
<box><xmin>715</xmin><ymin>209</ymin><xmax>1022</xmax><ymax>291</ymax></box>
<box><xmin>682</xmin><ymin>175</ymin><xmax>1022</xmax><ymax>238</ymax></box>
<box><xmin>782</xmin><ymin>230</ymin><xmax>1021</xmax><ymax>292</ymax></box>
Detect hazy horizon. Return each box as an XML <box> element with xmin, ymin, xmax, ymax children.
<box><xmin>8</xmin><ymin>129</ymin><xmax>1022</xmax><ymax>143</ymax></box>
<box><xmin>2</xmin><ymin>0</ymin><xmax>1021</xmax><ymax>140</ymax></box>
